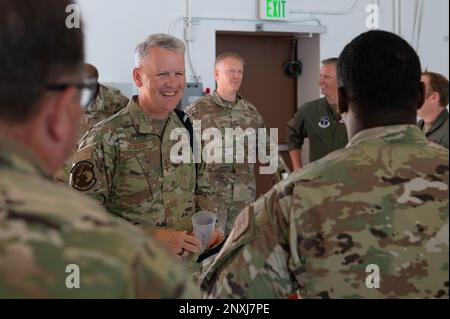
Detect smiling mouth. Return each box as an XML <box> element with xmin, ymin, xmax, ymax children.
<box><xmin>161</xmin><ymin>92</ymin><xmax>177</xmax><ymax>97</ymax></box>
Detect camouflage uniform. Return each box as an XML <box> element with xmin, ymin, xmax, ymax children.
<box><xmin>186</xmin><ymin>91</ymin><xmax>289</xmax><ymax>235</ymax></box>
<box><xmin>0</xmin><ymin>134</ymin><xmax>199</xmax><ymax>298</ymax></box>
<box><xmin>201</xmin><ymin>125</ymin><xmax>449</xmax><ymax>299</ymax></box>
<box><xmin>69</xmin><ymin>96</ymin><xmax>202</xmax><ymax>232</ymax></box>
<box><xmin>55</xmin><ymin>84</ymin><xmax>129</xmax><ymax>183</ymax></box>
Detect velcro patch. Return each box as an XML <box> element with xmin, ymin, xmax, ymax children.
<box><xmin>73</xmin><ymin>145</ymin><xmax>93</xmax><ymax>163</ymax></box>
<box><xmin>70</xmin><ymin>161</ymin><xmax>97</xmax><ymax>191</ymax></box>
<box><xmin>232</xmin><ymin>206</ymin><xmax>250</xmax><ymax>242</ymax></box>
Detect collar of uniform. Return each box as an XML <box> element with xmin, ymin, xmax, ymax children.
<box><xmin>347</xmin><ymin>124</ymin><xmax>427</xmax><ymax>148</ymax></box>
<box><xmin>128</xmin><ymin>95</ymin><xmax>174</xmax><ymax>136</ymax></box>
<box><xmin>0</xmin><ymin>134</ymin><xmax>51</xmax><ymax>179</ymax></box>
<box><xmin>417</xmin><ymin>118</ymin><xmax>425</xmax><ymax>129</ymax></box>
<box><xmin>428</xmin><ymin>108</ymin><xmax>449</xmax><ymax>134</ymax></box>
<box><xmin>211</xmin><ymin>90</ymin><xmax>242</xmax><ymax>109</ymax></box>
<box><xmin>320</xmin><ymin>97</ymin><xmax>338</xmax><ymax>114</ymax></box>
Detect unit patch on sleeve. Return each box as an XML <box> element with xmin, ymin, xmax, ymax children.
<box><xmin>70</xmin><ymin>161</ymin><xmax>97</xmax><ymax>191</ymax></box>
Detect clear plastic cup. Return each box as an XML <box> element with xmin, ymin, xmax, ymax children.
<box><xmin>192</xmin><ymin>211</ymin><xmax>216</xmax><ymax>252</ymax></box>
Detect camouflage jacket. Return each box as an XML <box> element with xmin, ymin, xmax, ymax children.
<box><xmin>70</xmin><ymin>96</ymin><xmax>202</xmax><ymax>230</ymax></box>
<box><xmin>55</xmin><ymin>84</ymin><xmax>129</xmax><ymax>183</ymax></box>
<box><xmin>82</xmin><ymin>84</ymin><xmax>129</xmax><ymax>136</ymax></box>
<box><xmin>186</xmin><ymin>92</ymin><xmax>289</xmax><ymax>229</ymax></box>
<box><xmin>0</xmin><ymin>134</ymin><xmax>199</xmax><ymax>298</ymax></box>
<box><xmin>201</xmin><ymin>125</ymin><xmax>449</xmax><ymax>299</ymax></box>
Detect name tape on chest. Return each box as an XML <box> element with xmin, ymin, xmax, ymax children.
<box><xmin>73</xmin><ymin>145</ymin><xmax>93</xmax><ymax>163</ymax></box>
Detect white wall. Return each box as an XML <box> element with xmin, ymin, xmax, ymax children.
<box><xmin>77</xmin><ymin>0</ymin><xmax>449</xmax><ymax>97</ymax></box>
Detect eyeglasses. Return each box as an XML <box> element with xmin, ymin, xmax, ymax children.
<box><xmin>47</xmin><ymin>77</ymin><xmax>98</xmax><ymax>108</ymax></box>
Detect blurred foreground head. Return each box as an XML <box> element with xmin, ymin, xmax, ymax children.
<box><xmin>0</xmin><ymin>0</ymin><xmax>85</xmax><ymax>174</ymax></box>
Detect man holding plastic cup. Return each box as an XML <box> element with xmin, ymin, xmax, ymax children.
<box><xmin>69</xmin><ymin>33</ymin><xmax>222</xmax><ymax>259</ymax></box>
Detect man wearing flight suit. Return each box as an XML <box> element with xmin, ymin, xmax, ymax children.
<box><xmin>0</xmin><ymin>0</ymin><xmax>198</xmax><ymax>298</ymax></box>
<box><xmin>186</xmin><ymin>52</ymin><xmax>289</xmax><ymax>235</ymax></box>
<box><xmin>417</xmin><ymin>71</ymin><xmax>449</xmax><ymax>149</ymax></box>
<box><xmin>201</xmin><ymin>31</ymin><xmax>449</xmax><ymax>299</ymax></box>
<box><xmin>287</xmin><ymin>58</ymin><xmax>348</xmax><ymax>170</ymax></box>
<box><xmin>55</xmin><ymin>63</ymin><xmax>129</xmax><ymax>183</ymax></box>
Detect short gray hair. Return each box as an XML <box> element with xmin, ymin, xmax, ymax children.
<box><xmin>134</xmin><ymin>33</ymin><xmax>185</xmax><ymax>67</ymax></box>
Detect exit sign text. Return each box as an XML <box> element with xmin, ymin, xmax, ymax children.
<box><xmin>259</xmin><ymin>0</ymin><xmax>288</xmax><ymax>21</ymax></box>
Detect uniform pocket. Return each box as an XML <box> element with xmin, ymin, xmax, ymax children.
<box><xmin>113</xmin><ymin>146</ymin><xmax>162</xmax><ymax>208</ymax></box>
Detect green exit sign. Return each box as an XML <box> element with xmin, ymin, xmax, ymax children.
<box><xmin>259</xmin><ymin>0</ymin><xmax>288</xmax><ymax>21</ymax></box>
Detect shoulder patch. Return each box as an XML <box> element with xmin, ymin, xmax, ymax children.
<box><xmin>232</xmin><ymin>206</ymin><xmax>250</xmax><ymax>242</ymax></box>
<box><xmin>73</xmin><ymin>145</ymin><xmax>93</xmax><ymax>163</ymax></box>
<box><xmin>70</xmin><ymin>161</ymin><xmax>97</xmax><ymax>191</ymax></box>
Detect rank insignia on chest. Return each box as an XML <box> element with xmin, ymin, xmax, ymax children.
<box><xmin>318</xmin><ymin>116</ymin><xmax>331</xmax><ymax>129</ymax></box>
<box><xmin>70</xmin><ymin>161</ymin><xmax>97</xmax><ymax>191</ymax></box>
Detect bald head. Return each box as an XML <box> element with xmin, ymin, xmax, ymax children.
<box><xmin>84</xmin><ymin>63</ymin><xmax>99</xmax><ymax>80</ymax></box>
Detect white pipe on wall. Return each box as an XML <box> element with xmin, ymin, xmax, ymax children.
<box><xmin>415</xmin><ymin>0</ymin><xmax>424</xmax><ymax>51</ymax></box>
<box><xmin>169</xmin><ymin>16</ymin><xmax>322</xmax><ymax>35</ymax></box>
<box><xmin>290</xmin><ymin>0</ymin><xmax>357</xmax><ymax>15</ymax></box>
<box><xmin>184</xmin><ymin>0</ymin><xmax>199</xmax><ymax>82</ymax></box>
<box><xmin>398</xmin><ymin>0</ymin><xmax>402</xmax><ymax>37</ymax></box>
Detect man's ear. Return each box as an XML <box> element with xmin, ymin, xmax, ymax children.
<box><xmin>133</xmin><ymin>67</ymin><xmax>143</xmax><ymax>87</ymax></box>
<box><xmin>417</xmin><ymin>82</ymin><xmax>425</xmax><ymax>111</ymax></box>
<box><xmin>213</xmin><ymin>68</ymin><xmax>219</xmax><ymax>82</ymax></box>
<box><xmin>431</xmin><ymin>91</ymin><xmax>440</xmax><ymax>105</ymax></box>
<box><xmin>45</xmin><ymin>87</ymin><xmax>78</xmax><ymax>143</ymax></box>
<box><xmin>337</xmin><ymin>87</ymin><xmax>349</xmax><ymax>115</ymax></box>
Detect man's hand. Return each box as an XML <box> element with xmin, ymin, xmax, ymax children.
<box><xmin>206</xmin><ymin>228</ymin><xmax>224</xmax><ymax>250</ymax></box>
<box><xmin>153</xmin><ymin>229</ymin><xmax>201</xmax><ymax>257</ymax></box>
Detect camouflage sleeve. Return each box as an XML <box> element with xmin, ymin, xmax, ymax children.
<box><xmin>184</xmin><ymin>103</ymin><xmax>197</xmax><ymax>119</ymax></box>
<box><xmin>129</xmin><ymin>231</ymin><xmax>201</xmax><ymax>298</ymax></box>
<box><xmin>200</xmin><ymin>181</ymin><xmax>296</xmax><ymax>298</ymax></box>
<box><xmin>194</xmin><ymin>161</ymin><xmax>214</xmax><ymax>213</ymax></box>
<box><xmin>70</xmin><ymin>129</ymin><xmax>114</xmax><ymax>207</ymax></box>
<box><xmin>102</xmin><ymin>85</ymin><xmax>129</xmax><ymax>114</ymax></box>
<box><xmin>287</xmin><ymin>105</ymin><xmax>307</xmax><ymax>151</ymax></box>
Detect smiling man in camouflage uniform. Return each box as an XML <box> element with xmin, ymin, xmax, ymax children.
<box><xmin>0</xmin><ymin>0</ymin><xmax>198</xmax><ymax>298</ymax></box>
<box><xmin>201</xmin><ymin>31</ymin><xmax>449</xmax><ymax>299</ymax></box>
<box><xmin>69</xmin><ymin>34</ymin><xmax>215</xmax><ymax>257</ymax></box>
<box><xmin>186</xmin><ymin>53</ymin><xmax>289</xmax><ymax>236</ymax></box>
